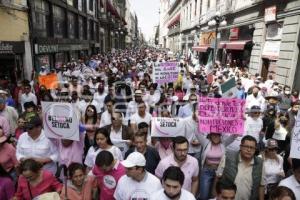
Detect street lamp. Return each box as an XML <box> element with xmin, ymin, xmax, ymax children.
<box><xmin>208</xmin><ymin>11</ymin><xmax>227</xmax><ymax>67</ymax></box>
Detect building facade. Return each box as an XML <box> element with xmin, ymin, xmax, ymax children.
<box><xmin>0</xmin><ymin>0</ymin><xmax>129</xmax><ymax>83</ymax></box>
<box><xmin>159</xmin><ymin>0</ymin><xmax>300</xmax><ymax>89</ymax></box>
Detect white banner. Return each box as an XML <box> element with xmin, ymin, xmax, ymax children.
<box><xmin>153</xmin><ymin>62</ymin><xmax>179</xmax><ymax>84</ymax></box>
<box><xmin>41</xmin><ymin>101</ymin><xmax>79</xmax><ymax>141</ymax></box>
<box><xmin>151</xmin><ymin>117</ymin><xmax>185</xmax><ymax>137</ymax></box>
<box><xmin>290</xmin><ymin>112</ymin><xmax>300</xmax><ymax>159</ymax></box>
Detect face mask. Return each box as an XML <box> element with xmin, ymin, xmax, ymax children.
<box><xmin>284</xmin><ymin>91</ymin><xmax>291</xmax><ymax>95</ymax></box>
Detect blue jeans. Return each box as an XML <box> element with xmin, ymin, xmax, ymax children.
<box><xmin>198</xmin><ymin>167</ymin><xmax>216</xmax><ymax>200</ymax></box>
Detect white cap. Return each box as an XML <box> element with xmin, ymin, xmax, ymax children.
<box><xmin>121</xmin><ymin>152</ymin><xmax>146</xmax><ymax>168</ymax></box>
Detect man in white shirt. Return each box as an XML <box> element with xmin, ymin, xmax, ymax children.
<box><xmin>16</xmin><ymin>114</ymin><xmax>58</xmax><ymax>174</ymax></box>
<box><xmin>114</xmin><ymin>152</ymin><xmax>162</xmax><ymax>200</ymax></box>
<box><xmin>178</xmin><ymin>94</ymin><xmax>197</xmax><ymax>118</ymax></box>
<box><xmin>151</xmin><ymin>166</ymin><xmax>196</xmax><ymax>200</ymax></box>
<box><xmin>99</xmin><ymin>97</ymin><xmax>114</xmax><ymax>128</ymax></box>
<box><xmin>130</xmin><ymin>101</ymin><xmax>152</xmax><ymax>133</ymax></box>
<box><xmin>245</xmin><ymin>86</ymin><xmax>265</xmax><ymax>112</ymax></box>
<box><xmin>20</xmin><ymin>83</ymin><xmax>37</xmax><ymax>112</ymax></box>
<box><xmin>279</xmin><ymin>158</ymin><xmax>300</xmax><ymax>200</ymax></box>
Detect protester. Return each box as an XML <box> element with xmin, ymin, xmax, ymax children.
<box><xmin>150</xmin><ymin>166</ymin><xmax>196</xmax><ymax>200</ymax></box>
<box><xmin>155</xmin><ymin>136</ymin><xmax>199</xmax><ymax>196</ymax></box>
<box><xmin>217</xmin><ymin>135</ymin><xmax>265</xmax><ymax>200</ymax></box>
<box><xmin>16</xmin><ymin>114</ymin><xmax>58</xmax><ymax>174</ymax></box>
<box><xmin>60</xmin><ymin>163</ymin><xmax>96</xmax><ymax>200</ymax></box>
<box><xmin>20</xmin><ymin>83</ymin><xmax>37</xmax><ymax>112</ymax></box>
<box><xmin>84</xmin><ymin>128</ymin><xmax>123</xmax><ymax>169</ymax></box>
<box><xmin>14</xmin><ymin>159</ymin><xmax>62</xmax><ymax>200</ymax></box>
<box><xmin>99</xmin><ymin>96</ymin><xmax>114</xmax><ymax>128</ymax></box>
<box><xmin>278</xmin><ymin>158</ymin><xmax>300</xmax><ymax>200</ymax></box>
<box><xmin>269</xmin><ymin>186</ymin><xmax>296</xmax><ymax>200</ymax></box>
<box><xmin>261</xmin><ymin>139</ymin><xmax>285</xmax><ymax>198</ymax></box>
<box><xmin>125</xmin><ymin>131</ymin><xmax>160</xmax><ymax>174</ymax></box>
<box><xmin>114</xmin><ymin>152</ymin><xmax>162</xmax><ymax>200</ymax></box>
<box><xmin>0</xmin><ymin>97</ymin><xmax>18</xmax><ymax>136</ymax></box>
<box><xmin>0</xmin><ymin>164</ymin><xmax>15</xmax><ymax>200</ymax></box>
<box><xmin>91</xmin><ymin>151</ymin><xmax>125</xmax><ymax>200</ymax></box>
<box><xmin>130</xmin><ymin>101</ymin><xmax>152</xmax><ymax>133</ymax></box>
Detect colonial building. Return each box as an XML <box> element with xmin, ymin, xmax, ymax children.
<box><xmin>159</xmin><ymin>0</ymin><xmax>300</xmax><ymax>89</ymax></box>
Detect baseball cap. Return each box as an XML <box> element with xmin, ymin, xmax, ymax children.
<box><xmin>266</xmin><ymin>139</ymin><xmax>278</xmax><ymax>149</ymax></box>
<box><xmin>250</xmin><ymin>105</ymin><xmax>261</xmax><ymax>113</ymax></box>
<box><xmin>24</xmin><ymin>113</ymin><xmax>42</xmax><ymax>130</ymax></box>
<box><xmin>121</xmin><ymin>152</ymin><xmax>146</xmax><ymax>168</ymax></box>
<box><xmin>134</xmin><ymin>90</ymin><xmax>142</xmax><ymax>96</ymax></box>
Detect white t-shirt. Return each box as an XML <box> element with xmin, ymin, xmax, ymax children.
<box><xmin>130</xmin><ymin>112</ymin><xmax>152</xmax><ymax>126</ymax></box>
<box><xmin>93</xmin><ymin>92</ymin><xmax>107</xmax><ymax>112</ymax></box>
<box><xmin>99</xmin><ymin>111</ymin><xmax>112</xmax><ymax>128</ymax></box>
<box><xmin>150</xmin><ymin>188</ymin><xmax>196</xmax><ymax>200</ymax></box>
<box><xmin>84</xmin><ymin>145</ymin><xmax>123</xmax><ymax>167</ymax></box>
<box><xmin>279</xmin><ymin>175</ymin><xmax>300</xmax><ymax>200</ymax></box>
<box><xmin>263</xmin><ymin>156</ymin><xmax>284</xmax><ymax>185</ymax></box>
<box><xmin>244</xmin><ymin>116</ymin><xmax>263</xmax><ymax>143</ymax></box>
<box><xmin>114</xmin><ymin>172</ymin><xmax>162</xmax><ymax>200</ymax></box>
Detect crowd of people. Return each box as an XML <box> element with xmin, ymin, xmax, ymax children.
<box><xmin>0</xmin><ymin>48</ymin><xmax>299</xmax><ymax>200</ymax></box>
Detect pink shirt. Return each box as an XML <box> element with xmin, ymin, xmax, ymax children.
<box><xmin>60</xmin><ymin>176</ymin><xmax>96</xmax><ymax>200</ymax></box>
<box><xmin>0</xmin><ymin>115</ymin><xmax>10</xmax><ymax>136</ymax></box>
<box><xmin>155</xmin><ymin>154</ymin><xmax>199</xmax><ymax>192</ymax></box>
<box><xmin>0</xmin><ymin>143</ymin><xmax>18</xmax><ymax>172</ymax></box>
<box><xmin>92</xmin><ymin>161</ymin><xmax>126</xmax><ymax>200</ymax></box>
<box><xmin>54</xmin><ymin>133</ymin><xmax>85</xmax><ymax>167</ymax></box>
<box><xmin>205</xmin><ymin>144</ymin><xmax>223</xmax><ymax>165</ymax></box>
<box><xmin>15</xmin><ymin>170</ymin><xmax>62</xmax><ymax>200</ymax></box>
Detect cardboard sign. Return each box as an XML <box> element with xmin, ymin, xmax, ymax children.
<box><xmin>151</xmin><ymin>117</ymin><xmax>185</xmax><ymax>137</ymax></box>
<box><xmin>42</xmin><ymin>101</ymin><xmax>79</xmax><ymax>141</ymax></box>
<box><xmin>153</xmin><ymin>62</ymin><xmax>179</xmax><ymax>84</ymax></box>
<box><xmin>290</xmin><ymin>111</ymin><xmax>300</xmax><ymax>159</ymax></box>
<box><xmin>38</xmin><ymin>73</ymin><xmax>58</xmax><ymax>89</ymax></box>
<box><xmin>198</xmin><ymin>97</ymin><xmax>245</xmax><ymax>135</ymax></box>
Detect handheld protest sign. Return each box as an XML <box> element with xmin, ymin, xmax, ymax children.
<box><xmin>151</xmin><ymin>117</ymin><xmax>185</xmax><ymax>137</ymax></box>
<box><xmin>153</xmin><ymin>62</ymin><xmax>179</xmax><ymax>84</ymax></box>
<box><xmin>42</xmin><ymin>101</ymin><xmax>79</xmax><ymax>141</ymax></box>
<box><xmin>290</xmin><ymin>111</ymin><xmax>300</xmax><ymax>159</ymax></box>
<box><xmin>198</xmin><ymin>97</ymin><xmax>246</xmax><ymax>135</ymax></box>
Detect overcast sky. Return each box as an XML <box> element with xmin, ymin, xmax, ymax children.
<box><xmin>129</xmin><ymin>0</ymin><xmax>160</xmax><ymax>41</ymax></box>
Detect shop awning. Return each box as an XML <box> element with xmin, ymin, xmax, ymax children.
<box><xmin>192</xmin><ymin>45</ymin><xmax>210</xmax><ymax>52</ymax></box>
<box><xmin>167</xmin><ymin>14</ymin><xmax>180</xmax><ymax>28</ymax></box>
<box><xmin>221</xmin><ymin>40</ymin><xmax>252</xmax><ymax>50</ymax></box>
<box><xmin>262</xmin><ymin>41</ymin><xmax>281</xmax><ymax>60</ymax></box>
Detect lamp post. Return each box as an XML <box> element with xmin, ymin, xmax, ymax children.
<box><xmin>208</xmin><ymin>11</ymin><xmax>227</xmax><ymax>67</ymax></box>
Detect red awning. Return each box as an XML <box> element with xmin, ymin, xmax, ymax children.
<box><xmin>106</xmin><ymin>0</ymin><xmax>120</xmax><ymax>19</ymax></box>
<box><xmin>168</xmin><ymin>14</ymin><xmax>180</xmax><ymax>28</ymax></box>
<box><xmin>192</xmin><ymin>45</ymin><xmax>210</xmax><ymax>52</ymax></box>
<box><xmin>222</xmin><ymin>40</ymin><xmax>252</xmax><ymax>50</ymax></box>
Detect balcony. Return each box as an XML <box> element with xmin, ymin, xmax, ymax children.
<box><xmin>168</xmin><ymin>26</ymin><xmax>180</xmax><ymax>36</ymax></box>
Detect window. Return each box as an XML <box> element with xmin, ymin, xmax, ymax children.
<box><xmin>53</xmin><ymin>5</ymin><xmax>66</xmax><ymax>38</ymax></box>
<box><xmin>89</xmin><ymin>0</ymin><xmax>94</xmax><ymax>11</ymax></box>
<box><xmin>67</xmin><ymin>12</ymin><xmax>76</xmax><ymax>39</ymax></box>
<box><xmin>78</xmin><ymin>16</ymin><xmax>84</xmax><ymax>40</ymax></box>
<box><xmin>89</xmin><ymin>20</ymin><xmax>94</xmax><ymax>40</ymax></box>
<box><xmin>33</xmin><ymin>0</ymin><xmax>50</xmax><ymax>37</ymax></box>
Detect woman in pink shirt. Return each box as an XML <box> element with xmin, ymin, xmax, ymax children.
<box><xmin>0</xmin><ymin>132</ymin><xmax>18</xmax><ymax>180</ymax></box>
<box><xmin>14</xmin><ymin>159</ymin><xmax>62</xmax><ymax>200</ymax></box>
<box><xmin>60</xmin><ymin>163</ymin><xmax>96</xmax><ymax>200</ymax></box>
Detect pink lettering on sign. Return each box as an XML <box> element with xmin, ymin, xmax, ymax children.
<box><xmin>198</xmin><ymin>97</ymin><xmax>245</xmax><ymax>135</ymax></box>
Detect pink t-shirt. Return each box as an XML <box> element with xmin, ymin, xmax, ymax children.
<box><xmin>15</xmin><ymin>170</ymin><xmax>62</xmax><ymax>200</ymax></box>
<box><xmin>0</xmin><ymin>143</ymin><xmax>18</xmax><ymax>172</ymax></box>
<box><xmin>155</xmin><ymin>154</ymin><xmax>199</xmax><ymax>192</ymax></box>
<box><xmin>92</xmin><ymin>161</ymin><xmax>126</xmax><ymax>200</ymax></box>
<box><xmin>205</xmin><ymin>144</ymin><xmax>223</xmax><ymax>165</ymax></box>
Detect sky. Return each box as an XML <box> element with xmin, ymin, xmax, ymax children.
<box><xmin>129</xmin><ymin>0</ymin><xmax>160</xmax><ymax>41</ymax></box>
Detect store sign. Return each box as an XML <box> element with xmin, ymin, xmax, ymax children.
<box><xmin>265</xmin><ymin>6</ymin><xmax>276</xmax><ymax>22</ymax></box>
<box><xmin>35</xmin><ymin>44</ymin><xmax>59</xmax><ymax>54</ymax></box>
<box><xmin>229</xmin><ymin>28</ymin><xmax>239</xmax><ymax>41</ymax></box>
<box><xmin>0</xmin><ymin>41</ymin><xmax>24</xmax><ymax>54</ymax></box>
<box><xmin>262</xmin><ymin>41</ymin><xmax>281</xmax><ymax>60</ymax></box>
<box><xmin>200</xmin><ymin>32</ymin><xmax>216</xmax><ymax>46</ymax></box>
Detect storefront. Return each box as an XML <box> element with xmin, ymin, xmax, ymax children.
<box><xmin>34</xmin><ymin>42</ymin><xmax>89</xmax><ymax>72</ymax></box>
<box><xmin>0</xmin><ymin>41</ymin><xmax>25</xmax><ymax>85</ymax></box>
<box><xmin>218</xmin><ymin>25</ymin><xmax>254</xmax><ymax>68</ymax></box>
<box><xmin>192</xmin><ymin>31</ymin><xmax>216</xmax><ymax>65</ymax></box>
